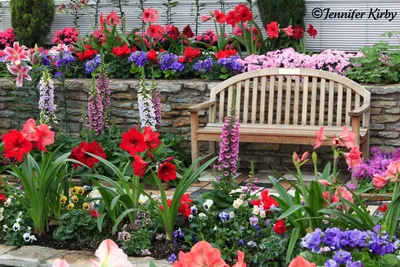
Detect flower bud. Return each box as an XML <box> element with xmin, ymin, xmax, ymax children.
<box><xmin>163</xmin><ymin>156</ymin><xmax>174</xmax><ymax>162</ymax></box>
<box><xmin>312</xmin><ymin>151</ymin><xmax>318</xmax><ymax>164</ymax></box>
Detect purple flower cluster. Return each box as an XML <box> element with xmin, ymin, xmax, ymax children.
<box><xmin>85</xmin><ymin>54</ymin><xmax>101</xmax><ymax>74</ymax></box>
<box><xmin>38</xmin><ymin>69</ymin><xmax>57</xmax><ymax>124</ymax></box>
<box><xmin>218</xmin><ymin>56</ymin><xmax>243</xmax><ymax>71</ymax></box>
<box><xmin>173</xmin><ymin>228</ymin><xmax>184</xmax><ymax>243</ymax></box>
<box><xmin>352</xmin><ymin>148</ymin><xmax>400</xmax><ymax>180</ymax></box>
<box><xmin>128</xmin><ymin>51</ymin><xmax>148</xmax><ymax>67</ymax></box>
<box><xmin>159</xmin><ymin>53</ymin><xmax>184</xmax><ymax>72</ymax></box>
<box><xmin>193</xmin><ymin>57</ymin><xmax>213</xmax><ymax>73</ymax></box>
<box><xmin>54</xmin><ymin>51</ymin><xmax>75</xmax><ymax>67</ymax></box>
<box><xmin>151</xmin><ymin>89</ymin><xmax>162</xmax><ymax>130</ymax></box>
<box><xmin>96</xmin><ymin>68</ymin><xmax>111</xmax><ymax>128</ymax></box>
<box><xmin>215</xmin><ymin>115</ymin><xmax>240</xmax><ymax>178</ymax></box>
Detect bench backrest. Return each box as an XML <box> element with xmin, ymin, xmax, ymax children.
<box><xmin>209</xmin><ymin>68</ymin><xmax>371</xmax><ymax>128</ymax></box>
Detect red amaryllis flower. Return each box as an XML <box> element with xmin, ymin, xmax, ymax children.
<box><xmin>142</xmin><ymin>8</ymin><xmax>159</xmax><ymax>23</ymax></box>
<box><xmin>35</xmin><ymin>124</ymin><xmax>55</xmax><ymax>152</ymax></box>
<box><xmin>184</xmin><ymin>46</ymin><xmax>201</xmax><ymax>62</ymax></box>
<box><xmin>0</xmin><ymin>194</ymin><xmax>7</xmax><ymax>204</ymax></box>
<box><xmin>106</xmin><ymin>11</ymin><xmax>120</xmax><ymax>26</ymax></box>
<box><xmin>2</xmin><ymin>130</ymin><xmax>32</xmax><ymax>162</ymax></box>
<box><xmin>215</xmin><ymin>49</ymin><xmax>237</xmax><ymax>59</ymax></box>
<box><xmin>143</xmin><ymin>126</ymin><xmax>161</xmax><ymax>149</ymax></box>
<box><xmin>226</xmin><ymin>10</ymin><xmax>240</xmax><ymax>27</ymax></box>
<box><xmin>120</xmin><ymin>128</ymin><xmax>147</xmax><ymax>156</ymax></box>
<box><xmin>132</xmin><ymin>155</ymin><xmax>151</xmax><ymax>177</ymax></box>
<box><xmin>166</xmin><ymin>25</ymin><xmax>180</xmax><ymax>40</ymax></box>
<box><xmin>182</xmin><ymin>25</ymin><xmax>194</xmax><ymax>38</ymax></box>
<box><xmin>112</xmin><ymin>44</ymin><xmax>131</xmax><ymax>57</ymax></box>
<box><xmin>70</xmin><ymin>141</ymin><xmax>106</xmax><ymax>169</ymax></box>
<box><xmin>343</xmin><ymin>146</ymin><xmax>362</xmax><ymax>169</ymax></box>
<box><xmin>147</xmin><ymin>49</ymin><xmax>157</xmax><ymax>61</ymax></box>
<box><xmin>273</xmin><ymin>220</ymin><xmax>287</xmax><ymax>235</ymax></box>
<box><xmin>307</xmin><ymin>24</ymin><xmax>317</xmax><ymax>38</ymax></box>
<box><xmin>158</xmin><ymin>162</ymin><xmax>177</xmax><ymax>182</ymax></box>
<box><xmin>266</xmin><ymin>21</ymin><xmax>279</xmax><ymax>39</ymax></box>
<box><xmin>146</xmin><ymin>24</ymin><xmax>165</xmax><ymax>39</ymax></box>
<box><xmin>90</xmin><ymin>209</ymin><xmax>100</xmax><ymax>218</ymax></box>
<box><xmin>21</xmin><ymin>118</ymin><xmax>39</xmax><ymax>142</ymax></box>
<box><xmin>179</xmin><ymin>193</ymin><xmax>193</xmax><ymax>218</ymax></box>
<box><xmin>235</xmin><ymin>4</ymin><xmax>253</xmax><ymax>22</ymax></box>
<box><xmin>214</xmin><ymin>10</ymin><xmax>226</xmax><ymax>24</ymax></box>
<box><xmin>293</xmin><ymin>25</ymin><xmax>304</xmax><ymax>40</ymax></box>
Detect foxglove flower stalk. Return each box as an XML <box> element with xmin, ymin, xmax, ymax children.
<box><xmin>38</xmin><ymin>68</ymin><xmax>57</xmax><ymax>124</ymax></box>
<box><xmin>150</xmin><ymin>79</ymin><xmax>162</xmax><ymax>130</ymax></box>
<box><xmin>138</xmin><ymin>69</ymin><xmax>157</xmax><ymax>130</ymax></box>
<box><xmin>87</xmin><ymin>84</ymin><xmax>104</xmax><ymax>135</ymax></box>
<box><xmin>96</xmin><ymin>67</ymin><xmax>111</xmax><ymax>128</ymax></box>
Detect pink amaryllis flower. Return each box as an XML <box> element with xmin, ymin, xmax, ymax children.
<box><xmin>173</xmin><ymin>241</ymin><xmax>229</xmax><ymax>267</ymax></box>
<box><xmin>289</xmin><ymin>256</ymin><xmax>316</xmax><ymax>267</ymax></box>
<box><xmin>52</xmin><ymin>259</ymin><xmax>70</xmax><ymax>267</ymax></box>
<box><xmin>339</xmin><ymin>125</ymin><xmax>356</xmax><ymax>149</ymax></box>
<box><xmin>142</xmin><ymin>8</ymin><xmax>159</xmax><ymax>23</ymax></box>
<box><xmin>343</xmin><ymin>146</ymin><xmax>362</xmax><ymax>168</ymax></box>
<box><xmin>4</xmin><ymin>42</ymin><xmax>29</xmax><ymax>65</ymax></box>
<box><xmin>7</xmin><ymin>64</ymin><xmax>32</xmax><ymax>87</ymax></box>
<box><xmin>372</xmin><ymin>174</ymin><xmax>391</xmax><ymax>190</ymax></box>
<box><xmin>91</xmin><ymin>239</ymin><xmax>133</xmax><ymax>267</ymax></box>
<box><xmin>201</xmin><ymin>15</ymin><xmax>212</xmax><ymax>22</ymax></box>
<box><xmin>314</xmin><ymin>127</ymin><xmax>327</xmax><ymax>149</ymax></box>
<box><xmin>386</xmin><ymin>160</ymin><xmax>400</xmax><ymax>179</ymax></box>
<box><xmin>281</xmin><ymin>25</ymin><xmax>293</xmax><ymax>37</ymax></box>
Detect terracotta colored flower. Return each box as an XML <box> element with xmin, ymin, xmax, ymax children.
<box><xmin>143</xmin><ymin>126</ymin><xmax>161</xmax><ymax>149</ymax></box>
<box><xmin>281</xmin><ymin>25</ymin><xmax>293</xmax><ymax>37</ymax></box>
<box><xmin>120</xmin><ymin>128</ymin><xmax>147</xmax><ymax>156</ymax></box>
<box><xmin>288</xmin><ymin>256</ymin><xmax>316</xmax><ymax>267</ymax></box>
<box><xmin>52</xmin><ymin>259</ymin><xmax>70</xmax><ymax>267</ymax></box>
<box><xmin>273</xmin><ymin>219</ymin><xmax>287</xmax><ymax>235</ymax></box>
<box><xmin>343</xmin><ymin>146</ymin><xmax>362</xmax><ymax>168</ymax></box>
<box><xmin>293</xmin><ymin>151</ymin><xmax>309</xmax><ymax>164</ymax></box>
<box><xmin>314</xmin><ymin>127</ymin><xmax>327</xmax><ymax>149</ymax></box>
<box><xmin>266</xmin><ymin>21</ymin><xmax>279</xmax><ymax>39</ymax></box>
<box><xmin>339</xmin><ymin>125</ymin><xmax>356</xmax><ymax>149</ymax></box>
<box><xmin>232</xmin><ymin>251</ymin><xmax>246</xmax><ymax>267</ymax></box>
<box><xmin>91</xmin><ymin>239</ymin><xmax>133</xmax><ymax>267</ymax></box>
<box><xmin>335</xmin><ymin>186</ymin><xmax>354</xmax><ymax>204</ymax></box>
<box><xmin>293</xmin><ymin>25</ymin><xmax>304</xmax><ymax>40</ymax></box>
<box><xmin>147</xmin><ymin>49</ymin><xmax>157</xmax><ymax>61</ymax></box>
<box><xmin>214</xmin><ymin>10</ymin><xmax>226</xmax><ymax>24</ymax></box>
<box><xmin>132</xmin><ymin>155</ymin><xmax>151</xmax><ymax>177</ymax></box>
<box><xmin>142</xmin><ymin>8</ymin><xmax>159</xmax><ymax>23</ymax></box>
<box><xmin>173</xmin><ymin>241</ymin><xmax>229</xmax><ymax>267</ymax></box>
<box><xmin>332</xmin><ymin>135</ymin><xmax>340</xmax><ymax>147</ymax></box>
<box><xmin>36</xmin><ymin>124</ymin><xmax>55</xmax><ymax>151</ymax></box>
<box><xmin>158</xmin><ymin>162</ymin><xmax>177</xmax><ymax>182</ymax></box>
<box><xmin>4</xmin><ymin>42</ymin><xmax>29</xmax><ymax>65</ymax></box>
<box><xmin>201</xmin><ymin>15</ymin><xmax>212</xmax><ymax>22</ymax></box>
<box><xmin>386</xmin><ymin>160</ymin><xmax>400</xmax><ymax>179</ymax></box>
<box><xmin>146</xmin><ymin>24</ymin><xmax>165</xmax><ymax>39</ymax></box>
<box><xmin>2</xmin><ymin>130</ymin><xmax>32</xmax><ymax>162</ymax></box>
<box><xmin>182</xmin><ymin>25</ymin><xmax>194</xmax><ymax>38</ymax></box>
<box><xmin>372</xmin><ymin>174</ymin><xmax>390</xmax><ymax>190</ymax></box>
<box><xmin>7</xmin><ymin>64</ymin><xmax>32</xmax><ymax>88</ymax></box>
<box><xmin>307</xmin><ymin>24</ymin><xmax>317</xmax><ymax>38</ymax></box>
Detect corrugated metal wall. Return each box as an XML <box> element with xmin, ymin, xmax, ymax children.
<box><xmin>1</xmin><ymin>0</ymin><xmax>399</xmax><ymax>52</ymax></box>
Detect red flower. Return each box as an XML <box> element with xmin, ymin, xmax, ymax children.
<box><xmin>378</xmin><ymin>204</ymin><xmax>388</xmax><ymax>213</ymax></box>
<box><xmin>70</xmin><ymin>141</ymin><xmax>106</xmax><ymax>170</ymax></box>
<box><xmin>158</xmin><ymin>162</ymin><xmax>177</xmax><ymax>182</ymax></box>
<box><xmin>0</xmin><ymin>194</ymin><xmax>7</xmax><ymax>204</ymax></box>
<box><xmin>146</xmin><ymin>24</ymin><xmax>165</xmax><ymax>39</ymax></box>
<box><xmin>179</xmin><ymin>193</ymin><xmax>193</xmax><ymax>218</ymax></box>
<box><xmin>166</xmin><ymin>25</ymin><xmax>180</xmax><ymax>40</ymax></box>
<box><xmin>178</xmin><ymin>56</ymin><xmax>185</xmax><ymax>63</ymax></box>
<box><xmin>273</xmin><ymin>220</ymin><xmax>287</xmax><ymax>235</ymax></box>
<box><xmin>147</xmin><ymin>49</ymin><xmax>157</xmax><ymax>61</ymax></box>
<box><xmin>112</xmin><ymin>44</ymin><xmax>131</xmax><ymax>57</ymax></box>
<box><xmin>131</xmin><ymin>46</ymin><xmax>137</xmax><ymax>52</ymax></box>
<box><xmin>90</xmin><ymin>209</ymin><xmax>100</xmax><ymax>218</ymax></box>
<box><xmin>235</xmin><ymin>4</ymin><xmax>253</xmax><ymax>22</ymax></box>
<box><xmin>159</xmin><ymin>198</ymin><xmax>173</xmax><ymax>212</ymax></box>
<box><xmin>307</xmin><ymin>24</ymin><xmax>317</xmax><ymax>38</ymax></box>
<box><xmin>76</xmin><ymin>45</ymin><xmax>98</xmax><ymax>61</ymax></box>
<box><xmin>226</xmin><ymin>10</ymin><xmax>240</xmax><ymax>27</ymax></box>
<box><xmin>251</xmin><ymin>199</ymin><xmax>262</xmax><ymax>206</ymax></box>
<box><xmin>281</xmin><ymin>25</ymin><xmax>293</xmax><ymax>37</ymax></box>
<box><xmin>2</xmin><ymin>130</ymin><xmax>32</xmax><ymax>162</ymax></box>
<box><xmin>132</xmin><ymin>155</ymin><xmax>151</xmax><ymax>177</ymax></box>
<box><xmin>261</xmin><ymin>190</ymin><xmax>279</xmax><ymax>210</ymax></box>
<box><xmin>322</xmin><ymin>191</ymin><xmax>339</xmax><ymax>206</ymax></box>
<box><xmin>120</xmin><ymin>128</ymin><xmax>147</xmax><ymax>156</ymax></box>
<box><xmin>143</xmin><ymin>126</ymin><xmax>161</xmax><ymax>149</ymax></box>
<box><xmin>182</xmin><ymin>25</ymin><xmax>194</xmax><ymax>38</ymax></box>
<box><xmin>184</xmin><ymin>46</ymin><xmax>201</xmax><ymax>62</ymax></box>
<box><xmin>293</xmin><ymin>25</ymin><xmax>304</xmax><ymax>40</ymax></box>
<box><xmin>142</xmin><ymin>8</ymin><xmax>159</xmax><ymax>23</ymax></box>
<box><xmin>106</xmin><ymin>11</ymin><xmax>120</xmax><ymax>26</ymax></box>
<box><xmin>215</xmin><ymin>49</ymin><xmax>237</xmax><ymax>59</ymax></box>
<box><xmin>214</xmin><ymin>10</ymin><xmax>226</xmax><ymax>24</ymax></box>
<box><xmin>266</xmin><ymin>21</ymin><xmax>279</xmax><ymax>39</ymax></box>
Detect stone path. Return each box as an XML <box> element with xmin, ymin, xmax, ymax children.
<box><xmin>0</xmin><ymin>245</ymin><xmax>170</xmax><ymax>267</ymax></box>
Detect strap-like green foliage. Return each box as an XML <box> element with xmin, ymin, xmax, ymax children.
<box><xmin>10</xmin><ymin>0</ymin><xmax>55</xmax><ymax>46</ymax></box>
<box><xmin>256</xmin><ymin>0</ymin><xmax>306</xmax><ymax>28</ymax></box>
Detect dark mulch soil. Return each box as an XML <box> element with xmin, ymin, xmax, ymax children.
<box><xmin>149</xmin><ymin>239</ymin><xmax>181</xmax><ymax>260</ymax></box>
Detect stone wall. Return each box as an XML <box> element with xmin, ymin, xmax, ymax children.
<box><xmin>0</xmin><ymin>78</ymin><xmax>399</xmax><ymax>169</ymax></box>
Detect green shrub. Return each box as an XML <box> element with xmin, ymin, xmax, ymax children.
<box><xmin>10</xmin><ymin>0</ymin><xmax>55</xmax><ymax>46</ymax></box>
<box><xmin>256</xmin><ymin>0</ymin><xmax>306</xmax><ymax>28</ymax></box>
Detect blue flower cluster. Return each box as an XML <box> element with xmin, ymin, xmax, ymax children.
<box><xmin>217</xmin><ymin>56</ymin><xmax>243</xmax><ymax>71</ymax></box>
<box><xmin>193</xmin><ymin>57</ymin><xmax>213</xmax><ymax>73</ymax></box>
<box><xmin>85</xmin><ymin>54</ymin><xmax>101</xmax><ymax>74</ymax></box>
<box><xmin>54</xmin><ymin>52</ymin><xmax>75</xmax><ymax>67</ymax></box>
<box><xmin>159</xmin><ymin>53</ymin><xmax>184</xmax><ymax>72</ymax></box>
<box><xmin>301</xmin><ymin>226</ymin><xmax>399</xmax><ymax>266</ymax></box>
<box><xmin>128</xmin><ymin>51</ymin><xmax>148</xmax><ymax>67</ymax></box>
<box><xmin>219</xmin><ymin>211</ymin><xmax>230</xmax><ymax>222</ymax></box>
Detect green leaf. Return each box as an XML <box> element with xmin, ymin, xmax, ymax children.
<box><xmin>277</xmin><ymin>205</ymin><xmax>305</xmax><ymax>221</ymax></box>
<box><xmin>286</xmin><ymin>228</ymin><xmax>300</xmax><ymax>264</ymax></box>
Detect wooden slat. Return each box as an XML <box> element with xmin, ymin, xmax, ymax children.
<box><xmin>251</xmin><ymin>77</ymin><xmax>259</xmax><ymax>123</ymax></box>
<box><xmin>345</xmin><ymin>87</ymin><xmax>352</xmax><ymax>125</ymax></box>
<box><xmin>327</xmin><ymin>80</ymin><xmax>334</xmax><ymax>126</ymax></box>
<box><xmin>310</xmin><ymin>77</ymin><xmax>318</xmax><ymax>126</ymax></box>
<box><xmin>268</xmin><ymin>76</ymin><xmax>275</xmax><ymax>124</ymax></box>
<box><xmin>227</xmin><ymin>85</ymin><xmax>233</xmax><ymax>115</ymax></box>
<box><xmin>336</xmin><ymin>84</ymin><xmax>343</xmax><ymax>126</ymax></box>
<box><xmin>259</xmin><ymin>76</ymin><xmax>267</xmax><ymax>124</ymax></box>
<box><xmin>355</xmin><ymin>93</ymin><xmax>361</xmax><ymax>109</ymax></box>
<box><xmin>293</xmin><ymin>76</ymin><xmax>300</xmax><ymax>125</ymax></box>
<box><xmin>276</xmin><ymin>76</ymin><xmax>283</xmax><ymax>124</ymax></box>
<box><xmin>218</xmin><ymin>90</ymin><xmax>225</xmax><ymax>122</ymax></box>
<box><xmin>235</xmin><ymin>82</ymin><xmax>242</xmax><ymax>119</ymax></box>
<box><xmin>318</xmin><ymin>78</ymin><xmax>326</xmax><ymax>125</ymax></box>
<box><xmin>243</xmin><ymin>79</ymin><xmax>250</xmax><ymax>123</ymax></box>
<box><xmin>301</xmin><ymin>78</ymin><xmax>309</xmax><ymax>125</ymax></box>
<box><xmin>284</xmin><ymin>76</ymin><xmax>292</xmax><ymax>125</ymax></box>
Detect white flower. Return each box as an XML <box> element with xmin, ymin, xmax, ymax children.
<box><xmin>4</xmin><ymin>198</ymin><xmax>12</xmax><ymax>207</ymax></box>
<box><xmin>188</xmin><ymin>214</ymin><xmax>194</xmax><ymax>222</ymax></box>
<box><xmin>259</xmin><ymin>209</ymin><xmax>266</xmax><ymax>218</ymax></box>
<box><xmin>233</xmin><ymin>198</ymin><xmax>244</xmax><ymax>209</ymax></box>
<box><xmin>198</xmin><ymin>213</ymin><xmax>207</xmax><ymax>219</ymax></box>
<box><xmin>229</xmin><ymin>188</ymin><xmax>242</xmax><ymax>196</ymax></box>
<box><xmin>3</xmin><ymin>225</ymin><xmax>8</xmax><ymax>232</ymax></box>
<box><xmin>0</xmin><ymin>207</ymin><xmax>4</xmax><ymax>213</ymax></box>
<box><xmin>0</xmin><ymin>214</ymin><xmax>3</xmax><ymax>222</ymax></box>
<box><xmin>12</xmin><ymin>222</ymin><xmax>20</xmax><ymax>231</ymax></box>
<box><xmin>23</xmin><ymin>232</ymin><xmax>31</xmax><ymax>242</ymax></box>
<box><xmin>252</xmin><ymin>205</ymin><xmax>260</xmax><ymax>215</ymax></box>
<box><xmin>17</xmin><ymin>211</ymin><xmax>23</xmax><ymax>218</ymax></box>
<box><xmin>229</xmin><ymin>211</ymin><xmax>235</xmax><ymax>219</ymax></box>
<box><xmin>138</xmin><ymin>194</ymin><xmax>149</xmax><ymax>205</ymax></box>
<box><xmin>213</xmin><ymin>226</ymin><xmax>217</xmax><ymax>231</ymax></box>
<box><xmin>30</xmin><ymin>235</ymin><xmax>37</xmax><ymax>242</ymax></box>
<box><xmin>16</xmin><ymin>217</ymin><xmax>21</xmax><ymax>223</ymax></box>
<box><xmin>203</xmin><ymin>199</ymin><xmax>213</xmax><ymax>211</ymax></box>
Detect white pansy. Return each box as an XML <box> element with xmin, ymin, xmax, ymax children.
<box><xmin>203</xmin><ymin>199</ymin><xmax>213</xmax><ymax>211</ymax></box>
<box><xmin>198</xmin><ymin>213</ymin><xmax>207</xmax><ymax>219</ymax></box>
<box><xmin>12</xmin><ymin>222</ymin><xmax>20</xmax><ymax>231</ymax></box>
<box><xmin>23</xmin><ymin>232</ymin><xmax>31</xmax><ymax>242</ymax></box>
<box><xmin>213</xmin><ymin>226</ymin><xmax>217</xmax><ymax>231</ymax></box>
<box><xmin>0</xmin><ymin>207</ymin><xmax>4</xmax><ymax>213</ymax></box>
<box><xmin>252</xmin><ymin>205</ymin><xmax>260</xmax><ymax>215</ymax></box>
<box><xmin>188</xmin><ymin>214</ymin><xmax>193</xmax><ymax>222</ymax></box>
<box><xmin>229</xmin><ymin>211</ymin><xmax>235</xmax><ymax>219</ymax></box>
<box><xmin>30</xmin><ymin>235</ymin><xmax>37</xmax><ymax>242</ymax></box>
<box><xmin>16</xmin><ymin>217</ymin><xmax>21</xmax><ymax>223</ymax></box>
<box><xmin>4</xmin><ymin>198</ymin><xmax>11</xmax><ymax>207</ymax></box>
<box><xmin>17</xmin><ymin>211</ymin><xmax>23</xmax><ymax>218</ymax></box>
<box><xmin>259</xmin><ymin>209</ymin><xmax>266</xmax><ymax>218</ymax></box>
<box><xmin>232</xmin><ymin>198</ymin><xmax>244</xmax><ymax>209</ymax></box>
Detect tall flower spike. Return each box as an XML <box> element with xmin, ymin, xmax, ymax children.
<box><xmin>87</xmin><ymin>81</ymin><xmax>104</xmax><ymax>135</ymax></box>
<box><xmin>39</xmin><ymin>69</ymin><xmax>57</xmax><ymax>124</ymax></box>
<box><xmin>138</xmin><ymin>68</ymin><xmax>157</xmax><ymax>130</ymax></box>
<box><xmin>150</xmin><ymin>79</ymin><xmax>162</xmax><ymax>130</ymax></box>
<box><xmin>96</xmin><ymin>66</ymin><xmax>111</xmax><ymax>128</ymax></box>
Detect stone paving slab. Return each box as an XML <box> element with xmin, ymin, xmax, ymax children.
<box><xmin>0</xmin><ymin>245</ymin><xmax>65</xmax><ymax>267</ymax></box>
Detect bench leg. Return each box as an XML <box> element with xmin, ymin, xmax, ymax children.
<box><xmin>361</xmin><ymin>133</ymin><xmax>370</xmax><ymax>160</ymax></box>
<box><xmin>190</xmin><ymin>111</ymin><xmax>200</xmax><ymax>170</ymax></box>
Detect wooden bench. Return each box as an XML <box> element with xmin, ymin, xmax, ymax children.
<box><xmin>188</xmin><ymin>68</ymin><xmax>371</xmax><ymax>165</ymax></box>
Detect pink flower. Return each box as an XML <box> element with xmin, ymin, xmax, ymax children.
<box><xmin>142</xmin><ymin>8</ymin><xmax>159</xmax><ymax>23</ymax></box>
<box><xmin>173</xmin><ymin>241</ymin><xmax>229</xmax><ymax>267</ymax></box>
<box><xmin>7</xmin><ymin>64</ymin><xmax>32</xmax><ymax>87</ymax></box>
<box><xmin>4</xmin><ymin>42</ymin><xmax>29</xmax><ymax>65</ymax></box>
<box><xmin>293</xmin><ymin>151</ymin><xmax>309</xmax><ymax>164</ymax></box>
<box><xmin>318</xmin><ymin>180</ymin><xmax>332</xmax><ymax>186</ymax></box>
<box><xmin>314</xmin><ymin>127</ymin><xmax>327</xmax><ymax>149</ymax></box>
<box><xmin>201</xmin><ymin>15</ymin><xmax>212</xmax><ymax>22</ymax></box>
<box><xmin>232</xmin><ymin>251</ymin><xmax>246</xmax><ymax>267</ymax></box>
<box><xmin>372</xmin><ymin>174</ymin><xmax>390</xmax><ymax>190</ymax></box>
<box><xmin>52</xmin><ymin>259</ymin><xmax>70</xmax><ymax>267</ymax></box>
<box><xmin>343</xmin><ymin>146</ymin><xmax>362</xmax><ymax>168</ymax></box>
<box><xmin>339</xmin><ymin>125</ymin><xmax>356</xmax><ymax>149</ymax></box>
<box><xmin>281</xmin><ymin>25</ymin><xmax>293</xmax><ymax>37</ymax></box>
<box><xmin>332</xmin><ymin>135</ymin><xmax>340</xmax><ymax>147</ymax></box>
<box><xmin>386</xmin><ymin>160</ymin><xmax>400</xmax><ymax>179</ymax></box>
<box><xmin>21</xmin><ymin>118</ymin><xmax>39</xmax><ymax>142</ymax></box>
<box><xmin>335</xmin><ymin>186</ymin><xmax>354</xmax><ymax>204</ymax></box>
<box><xmin>90</xmin><ymin>239</ymin><xmax>133</xmax><ymax>267</ymax></box>
<box><xmin>289</xmin><ymin>256</ymin><xmax>316</xmax><ymax>267</ymax></box>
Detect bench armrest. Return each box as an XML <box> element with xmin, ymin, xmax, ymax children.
<box><xmin>188</xmin><ymin>100</ymin><xmax>216</xmax><ymax>112</ymax></box>
<box><xmin>349</xmin><ymin>104</ymin><xmax>370</xmax><ymax>117</ymax></box>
